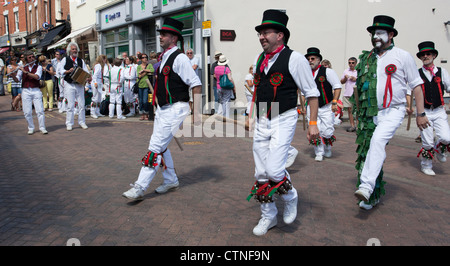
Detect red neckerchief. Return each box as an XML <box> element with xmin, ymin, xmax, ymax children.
<box><xmin>312</xmin><ymin>64</ymin><xmax>322</xmax><ymax>77</ymax></box>
<box><xmin>424</xmin><ymin>65</ymin><xmax>435</xmax><ymax>77</ymax></box>
<box><xmin>260</xmin><ymin>45</ymin><xmax>284</xmax><ymax>73</ymax></box>
<box><xmin>71</xmin><ymin>56</ymin><xmax>77</xmax><ymax>63</ymax></box>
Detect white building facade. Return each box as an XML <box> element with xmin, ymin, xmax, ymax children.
<box><xmin>95</xmin><ymin>0</ymin><xmax>450</xmax><ymax>111</ymax></box>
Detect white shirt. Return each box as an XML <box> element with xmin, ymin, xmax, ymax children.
<box><xmin>51</xmin><ymin>58</ymin><xmax>62</xmax><ymax>78</ymax></box>
<box><xmin>160</xmin><ymin>46</ymin><xmax>202</xmax><ymax>89</ymax></box>
<box><xmin>376</xmin><ymin>47</ymin><xmax>423</xmax><ymax>109</ymax></box>
<box><xmin>419</xmin><ymin>65</ymin><xmax>450</xmax><ymax>93</ymax></box>
<box><xmin>92</xmin><ymin>64</ymin><xmax>104</xmax><ymax>84</ymax></box>
<box><xmin>253</xmin><ymin>47</ymin><xmax>320</xmax><ymax>99</ymax></box>
<box><xmin>190</xmin><ymin>56</ymin><xmax>200</xmax><ymax>76</ymax></box>
<box><xmin>110</xmin><ymin>66</ymin><xmax>124</xmax><ymax>88</ymax></box>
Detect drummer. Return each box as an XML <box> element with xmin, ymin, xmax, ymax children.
<box><xmin>57</xmin><ymin>42</ymin><xmax>90</xmax><ymax>131</ymax></box>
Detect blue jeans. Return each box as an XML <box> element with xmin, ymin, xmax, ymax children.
<box><xmin>138</xmin><ymin>87</ymin><xmax>149</xmax><ymax>113</ymax></box>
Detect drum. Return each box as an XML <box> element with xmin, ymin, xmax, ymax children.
<box><xmin>70</xmin><ymin>67</ymin><xmax>90</xmax><ymax>84</ymax></box>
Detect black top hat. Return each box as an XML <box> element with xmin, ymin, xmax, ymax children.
<box><xmin>367</xmin><ymin>15</ymin><xmax>398</xmax><ymax>37</ymax></box>
<box><xmin>416</xmin><ymin>41</ymin><xmax>439</xmax><ymax>58</ymax></box>
<box><xmin>305</xmin><ymin>47</ymin><xmax>323</xmax><ymax>62</ymax></box>
<box><xmin>255</xmin><ymin>9</ymin><xmax>290</xmax><ymax>44</ymax></box>
<box><xmin>157</xmin><ymin>17</ymin><xmax>184</xmax><ymax>41</ymax></box>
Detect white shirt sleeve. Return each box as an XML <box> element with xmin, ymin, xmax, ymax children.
<box><xmin>404</xmin><ymin>52</ymin><xmax>423</xmax><ymax>90</ymax></box>
<box><xmin>289</xmin><ymin>51</ymin><xmax>320</xmax><ymax>99</ymax></box>
<box><xmin>173</xmin><ymin>53</ymin><xmax>202</xmax><ymax>89</ymax></box>
<box><xmin>326</xmin><ymin>68</ymin><xmax>343</xmax><ymax>90</ymax></box>
<box><xmin>441</xmin><ymin>67</ymin><xmax>450</xmax><ymax>93</ymax></box>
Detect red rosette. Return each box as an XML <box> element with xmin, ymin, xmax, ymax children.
<box><xmin>434</xmin><ymin>76</ymin><xmax>442</xmax><ymax>83</ymax></box>
<box><xmin>385</xmin><ymin>64</ymin><xmax>397</xmax><ymax>74</ymax></box>
<box><xmin>253</xmin><ymin>73</ymin><xmax>261</xmax><ymax>86</ymax></box>
<box><xmin>162</xmin><ymin>66</ymin><xmax>171</xmax><ymax>76</ymax></box>
<box><xmin>270</xmin><ymin>73</ymin><xmax>283</xmax><ymax>87</ymax></box>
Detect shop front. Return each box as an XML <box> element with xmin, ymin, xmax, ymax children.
<box><xmin>96</xmin><ymin>0</ymin><xmax>207</xmax><ymax>109</ymax></box>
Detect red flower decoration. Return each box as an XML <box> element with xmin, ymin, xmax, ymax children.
<box><xmin>253</xmin><ymin>74</ymin><xmax>261</xmax><ymax>86</ymax></box>
<box><xmin>318</xmin><ymin>76</ymin><xmax>326</xmax><ymax>83</ymax></box>
<box><xmin>434</xmin><ymin>76</ymin><xmax>442</xmax><ymax>83</ymax></box>
<box><xmin>270</xmin><ymin>73</ymin><xmax>284</xmax><ymax>87</ymax></box>
<box><xmin>385</xmin><ymin>64</ymin><xmax>397</xmax><ymax>74</ymax></box>
<box><xmin>163</xmin><ymin>66</ymin><xmax>171</xmax><ymax>76</ymax></box>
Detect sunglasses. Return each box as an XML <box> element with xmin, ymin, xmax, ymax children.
<box><xmin>348</xmin><ymin>62</ymin><xmax>356</xmax><ymax>65</ymax></box>
<box><xmin>141</xmin><ymin>56</ymin><xmax>148</xmax><ymax>59</ymax></box>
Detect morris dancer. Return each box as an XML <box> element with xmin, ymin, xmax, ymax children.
<box><xmin>305</xmin><ymin>47</ymin><xmax>342</xmax><ymax>161</ymax></box>
<box><xmin>247</xmin><ymin>9</ymin><xmax>320</xmax><ymax>236</ymax></box>
<box><xmin>90</xmin><ymin>55</ymin><xmax>107</xmax><ymax>119</ymax></box>
<box><xmin>122</xmin><ymin>17</ymin><xmax>202</xmax><ymax>200</ymax></box>
<box><xmin>108</xmin><ymin>57</ymin><xmax>126</xmax><ymax>120</ymax></box>
<box><xmin>353</xmin><ymin>15</ymin><xmax>430</xmax><ymax>210</ymax></box>
<box><xmin>57</xmin><ymin>42</ymin><xmax>90</xmax><ymax>131</ymax></box>
<box><xmin>415</xmin><ymin>41</ymin><xmax>450</xmax><ymax>175</ymax></box>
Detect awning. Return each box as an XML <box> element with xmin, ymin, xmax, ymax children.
<box><xmin>0</xmin><ymin>47</ymin><xmax>9</xmax><ymax>54</ymax></box>
<box><xmin>47</xmin><ymin>25</ymin><xmax>95</xmax><ymax>50</ymax></box>
<box><xmin>36</xmin><ymin>23</ymin><xmax>69</xmax><ymax>48</ymax></box>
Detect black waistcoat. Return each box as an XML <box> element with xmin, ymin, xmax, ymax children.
<box><xmin>64</xmin><ymin>56</ymin><xmax>84</xmax><ymax>84</ymax></box>
<box><xmin>419</xmin><ymin>68</ymin><xmax>445</xmax><ymax>109</ymax></box>
<box><xmin>156</xmin><ymin>50</ymin><xmax>190</xmax><ymax>107</ymax></box>
<box><xmin>254</xmin><ymin>48</ymin><xmax>297</xmax><ymax>119</ymax></box>
<box><xmin>314</xmin><ymin>66</ymin><xmax>334</xmax><ymax>108</ymax></box>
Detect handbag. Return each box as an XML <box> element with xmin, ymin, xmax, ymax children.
<box><xmin>132</xmin><ymin>78</ymin><xmax>141</xmax><ymax>94</ymax></box>
<box><xmin>219</xmin><ymin>67</ymin><xmax>234</xmax><ymax>90</ymax></box>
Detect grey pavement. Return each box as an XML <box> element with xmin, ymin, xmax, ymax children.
<box><xmin>0</xmin><ymin>94</ymin><xmax>449</xmax><ymax>247</ymax></box>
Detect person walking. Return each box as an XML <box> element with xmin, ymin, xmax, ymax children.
<box><xmin>353</xmin><ymin>15</ymin><xmax>430</xmax><ymax>210</ymax></box>
<box><xmin>38</xmin><ymin>55</ymin><xmax>55</xmax><ymax>112</ymax></box>
<box><xmin>415</xmin><ymin>41</ymin><xmax>450</xmax><ymax>176</ymax></box>
<box><xmin>247</xmin><ymin>9</ymin><xmax>320</xmax><ymax>236</ymax></box>
<box><xmin>122</xmin><ymin>17</ymin><xmax>202</xmax><ymax>201</ymax></box>
<box><xmin>305</xmin><ymin>47</ymin><xmax>342</xmax><ymax>162</ymax></box>
<box><xmin>12</xmin><ymin>51</ymin><xmax>48</xmax><ymax>135</ymax></box>
<box><xmin>214</xmin><ymin>55</ymin><xmax>235</xmax><ymax>118</ymax></box>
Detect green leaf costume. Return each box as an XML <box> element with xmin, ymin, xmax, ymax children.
<box><xmin>350</xmin><ymin>49</ymin><xmax>386</xmax><ymax>205</ymax></box>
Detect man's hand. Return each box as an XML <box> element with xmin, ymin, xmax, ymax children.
<box><xmin>307</xmin><ymin>125</ymin><xmax>320</xmax><ymax>142</ymax></box>
<box><xmin>416</xmin><ymin>115</ymin><xmax>430</xmax><ymax>131</ymax></box>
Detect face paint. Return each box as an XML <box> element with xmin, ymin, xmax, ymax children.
<box><xmin>372</xmin><ymin>29</ymin><xmax>389</xmax><ymax>48</ymax></box>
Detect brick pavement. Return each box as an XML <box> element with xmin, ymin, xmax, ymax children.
<box><xmin>0</xmin><ymin>95</ymin><xmax>449</xmax><ymax>246</ymax></box>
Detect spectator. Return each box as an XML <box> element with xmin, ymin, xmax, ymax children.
<box><xmin>321</xmin><ymin>59</ymin><xmax>332</xmax><ymax>69</ymax></box>
<box><xmin>340</xmin><ymin>57</ymin><xmax>358</xmax><ymax>132</ymax></box>
<box><xmin>38</xmin><ymin>55</ymin><xmax>55</xmax><ymax>111</ymax></box>
<box><xmin>210</xmin><ymin>51</ymin><xmax>222</xmax><ymax>114</ymax></box>
<box><xmin>0</xmin><ymin>56</ymin><xmax>5</xmax><ymax>96</ymax></box>
<box><xmin>214</xmin><ymin>55</ymin><xmax>235</xmax><ymax>118</ymax></box>
<box><xmin>7</xmin><ymin>56</ymin><xmax>22</xmax><ymax>111</ymax></box>
<box><xmin>244</xmin><ymin>65</ymin><xmax>254</xmax><ymax>116</ymax></box>
<box><xmin>52</xmin><ymin>50</ymin><xmax>64</xmax><ymax>111</ymax></box>
<box><xmin>90</xmin><ymin>55</ymin><xmax>107</xmax><ymax>118</ymax></box>
<box><xmin>137</xmin><ymin>53</ymin><xmax>155</xmax><ymax>120</ymax></box>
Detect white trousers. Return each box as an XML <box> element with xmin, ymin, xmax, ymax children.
<box><xmin>91</xmin><ymin>81</ymin><xmax>103</xmax><ymax>116</ymax></box>
<box><xmin>359</xmin><ymin>105</ymin><xmax>405</xmax><ymax>194</ymax></box>
<box><xmin>65</xmin><ymin>83</ymin><xmax>86</xmax><ymax>127</ymax></box>
<box><xmin>134</xmin><ymin>102</ymin><xmax>190</xmax><ymax>190</ymax></box>
<box><xmin>108</xmin><ymin>90</ymin><xmax>123</xmax><ymax>118</ymax></box>
<box><xmin>22</xmin><ymin>88</ymin><xmax>46</xmax><ymax>131</ymax></box>
<box><xmin>420</xmin><ymin>106</ymin><xmax>450</xmax><ymax>169</ymax></box>
<box><xmin>253</xmin><ymin>108</ymin><xmax>298</xmax><ymax>219</ymax></box>
<box><xmin>57</xmin><ymin>79</ymin><xmax>67</xmax><ymax>111</ymax></box>
<box><xmin>307</xmin><ymin>103</ymin><xmax>335</xmax><ymax>156</ymax></box>
<box><xmin>123</xmin><ymin>80</ymin><xmax>137</xmax><ymax>115</ymax></box>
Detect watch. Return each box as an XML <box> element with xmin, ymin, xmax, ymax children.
<box><xmin>418</xmin><ymin>112</ymin><xmax>426</xmax><ymax>117</ymax></box>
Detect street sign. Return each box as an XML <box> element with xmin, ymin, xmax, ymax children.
<box><xmin>202</xmin><ymin>21</ymin><xmax>211</xmax><ymax>38</ymax></box>
<box><xmin>220</xmin><ymin>30</ymin><xmax>236</xmax><ymax>41</ymax></box>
